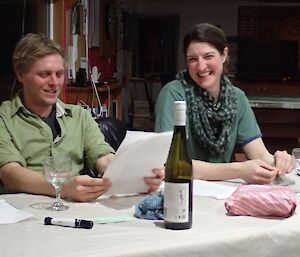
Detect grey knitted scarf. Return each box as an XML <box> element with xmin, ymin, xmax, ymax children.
<box><xmin>177</xmin><ymin>70</ymin><xmax>237</xmax><ymax>155</ymax></box>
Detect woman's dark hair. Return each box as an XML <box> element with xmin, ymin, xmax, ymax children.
<box><xmin>183</xmin><ymin>23</ymin><xmax>227</xmax><ymax>57</ymax></box>
<box><xmin>183</xmin><ymin>23</ymin><xmax>229</xmax><ymax>73</ymax></box>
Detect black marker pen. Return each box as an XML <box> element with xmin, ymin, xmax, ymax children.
<box><xmin>44</xmin><ymin>217</ymin><xmax>93</xmax><ymax>229</ymax></box>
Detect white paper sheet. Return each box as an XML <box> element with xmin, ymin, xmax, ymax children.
<box><xmin>103</xmin><ymin>131</ymin><xmax>173</xmax><ymax>195</ymax></box>
<box><xmin>158</xmin><ymin>180</ymin><xmax>236</xmax><ymax>199</ymax></box>
<box><xmin>193</xmin><ymin>180</ymin><xmax>237</xmax><ymax>199</ymax></box>
<box><xmin>0</xmin><ymin>199</ymin><xmax>33</xmax><ymax>224</ymax></box>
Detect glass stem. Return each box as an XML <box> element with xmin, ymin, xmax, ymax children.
<box><xmin>54</xmin><ymin>186</ymin><xmax>62</xmax><ymax>205</ymax></box>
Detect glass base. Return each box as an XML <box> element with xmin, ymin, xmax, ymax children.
<box><xmin>29</xmin><ymin>202</ymin><xmax>53</xmax><ymax>210</ymax></box>
<box><xmin>46</xmin><ymin>201</ymin><xmax>69</xmax><ymax>211</ymax></box>
<box><xmin>273</xmin><ymin>175</ymin><xmax>295</xmax><ymax>186</ymax></box>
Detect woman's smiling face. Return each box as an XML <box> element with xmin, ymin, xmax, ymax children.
<box><xmin>186</xmin><ymin>42</ymin><xmax>228</xmax><ymax>98</ymax></box>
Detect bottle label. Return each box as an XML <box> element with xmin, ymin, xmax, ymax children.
<box><xmin>164</xmin><ymin>182</ymin><xmax>189</xmax><ymax>223</ymax></box>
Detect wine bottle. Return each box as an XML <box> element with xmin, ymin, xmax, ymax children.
<box><xmin>164</xmin><ymin>101</ymin><xmax>193</xmax><ymax>230</ymax></box>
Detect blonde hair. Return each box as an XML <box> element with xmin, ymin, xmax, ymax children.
<box><xmin>12</xmin><ymin>33</ymin><xmax>65</xmax><ymax>74</ymax></box>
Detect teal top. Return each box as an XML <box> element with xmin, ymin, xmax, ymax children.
<box><xmin>154</xmin><ymin>79</ymin><xmax>261</xmax><ymax>163</ymax></box>
<box><xmin>0</xmin><ymin>96</ymin><xmax>114</xmax><ymax>175</ymax></box>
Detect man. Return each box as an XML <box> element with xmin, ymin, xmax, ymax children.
<box><xmin>0</xmin><ymin>33</ymin><xmax>163</xmax><ymax>202</ymax></box>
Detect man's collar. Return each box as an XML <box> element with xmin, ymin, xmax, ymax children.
<box><xmin>11</xmin><ymin>95</ymin><xmax>72</xmax><ymax>118</ymax></box>
<box><xmin>56</xmin><ymin>99</ymin><xmax>72</xmax><ymax>117</ymax></box>
<box><xmin>11</xmin><ymin>94</ymin><xmax>26</xmax><ymax>117</ymax></box>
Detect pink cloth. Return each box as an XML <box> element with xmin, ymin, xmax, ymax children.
<box><xmin>225</xmin><ymin>184</ymin><xmax>297</xmax><ymax>218</ymax></box>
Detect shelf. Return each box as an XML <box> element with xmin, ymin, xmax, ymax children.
<box><xmin>233</xmin><ymin>79</ymin><xmax>300</xmax><ymax>96</ymax></box>
<box><xmin>67</xmin><ymin>82</ymin><xmax>121</xmax><ymax>93</ymax></box>
<box><xmin>248</xmin><ymin>96</ymin><xmax>300</xmax><ymax>109</ymax></box>
<box><xmin>64</xmin><ymin>82</ymin><xmax>123</xmax><ymax>120</ymax></box>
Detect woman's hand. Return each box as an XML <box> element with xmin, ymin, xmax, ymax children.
<box><xmin>61</xmin><ymin>175</ymin><xmax>112</xmax><ymax>202</ymax></box>
<box><xmin>273</xmin><ymin>150</ymin><xmax>295</xmax><ymax>175</ymax></box>
<box><xmin>240</xmin><ymin>159</ymin><xmax>278</xmax><ymax>184</ymax></box>
<box><xmin>144</xmin><ymin>168</ymin><xmax>165</xmax><ymax>193</ymax></box>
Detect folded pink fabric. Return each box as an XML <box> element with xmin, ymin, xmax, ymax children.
<box><xmin>225</xmin><ymin>184</ymin><xmax>297</xmax><ymax>218</ymax></box>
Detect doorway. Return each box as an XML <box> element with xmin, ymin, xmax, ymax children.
<box><xmin>132</xmin><ymin>15</ymin><xmax>179</xmax><ymax>81</ymax></box>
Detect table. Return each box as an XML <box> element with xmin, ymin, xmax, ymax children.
<box><xmin>1</xmin><ymin>175</ymin><xmax>300</xmax><ymax>257</ymax></box>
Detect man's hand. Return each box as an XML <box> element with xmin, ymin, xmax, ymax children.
<box><xmin>144</xmin><ymin>168</ymin><xmax>165</xmax><ymax>193</ymax></box>
<box><xmin>61</xmin><ymin>175</ymin><xmax>111</xmax><ymax>202</ymax></box>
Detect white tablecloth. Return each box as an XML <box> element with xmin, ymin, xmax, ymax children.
<box><xmin>1</xmin><ymin>174</ymin><xmax>300</xmax><ymax>257</ymax></box>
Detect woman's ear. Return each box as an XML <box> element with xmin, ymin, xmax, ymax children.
<box><xmin>222</xmin><ymin>47</ymin><xmax>229</xmax><ymax>63</ymax></box>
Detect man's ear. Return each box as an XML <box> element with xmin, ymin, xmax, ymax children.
<box><xmin>15</xmin><ymin>71</ymin><xmax>24</xmax><ymax>83</ymax></box>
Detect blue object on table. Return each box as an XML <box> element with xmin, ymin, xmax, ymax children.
<box><xmin>134</xmin><ymin>193</ymin><xmax>164</xmax><ymax>220</ymax></box>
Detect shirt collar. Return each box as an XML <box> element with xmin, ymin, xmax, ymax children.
<box><xmin>11</xmin><ymin>94</ymin><xmax>72</xmax><ymax>118</ymax></box>
<box><xmin>56</xmin><ymin>99</ymin><xmax>72</xmax><ymax>117</ymax></box>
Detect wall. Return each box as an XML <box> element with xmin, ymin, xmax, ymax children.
<box><xmin>0</xmin><ymin>0</ymin><xmax>49</xmax><ymax>103</ymax></box>
<box><xmin>121</xmin><ymin>0</ymin><xmax>300</xmax><ymax>129</ymax></box>
<box><xmin>124</xmin><ymin>0</ymin><xmax>300</xmax><ymax>71</ymax></box>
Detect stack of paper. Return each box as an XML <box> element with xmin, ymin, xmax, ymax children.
<box><xmin>103</xmin><ymin>131</ymin><xmax>173</xmax><ymax>195</ymax></box>
<box><xmin>0</xmin><ymin>199</ymin><xmax>33</xmax><ymax>224</ymax></box>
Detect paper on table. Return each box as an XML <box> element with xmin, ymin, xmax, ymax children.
<box><xmin>193</xmin><ymin>180</ymin><xmax>237</xmax><ymax>199</ymax></box>
<box><xmin>0</xmin><ymin>199</ymin><xmax>33</xmax><ymax>224</ymax></box>
<box><xmin>103</xmin><ymin>131</ymin><xmax>173</xmax><ymax>195</ymax></box>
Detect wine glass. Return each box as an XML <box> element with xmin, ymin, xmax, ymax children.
<box><xmin>273</xmin><ymin>149</ymin><xmax>297</xmax><ymax>186</ymax></box>
<box><xmin>43</xmin><ymin>156</ymin><xmax>71</xmax><ymax>211</ymax></box>
<box><xmin>292</xmin><ymin>148</ymin><xmax>300</xmax><ymax>175</ymax></box>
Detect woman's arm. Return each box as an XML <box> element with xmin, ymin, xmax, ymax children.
<box><xmin>242</xmin><ymin>138</ymin><xmax>274</xmax><ymax>164</ymax></box>
<box><xmin>242</xmin><ymin>137</ymin><xmax>294</xmax><ymax>174</ymax></box>
<box><xmin>192</xmin><ymin>158</ymin><xmax>277</xmax><ymax>184</ymax></box>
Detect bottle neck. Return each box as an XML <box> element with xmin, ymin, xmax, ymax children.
<box><xmin>173</xmin><ymin>126</ymin><xmax>186</xmax><ymax>143</ymax></box>
<box><xmin>174</xmin><ymin>125</ymin><xmax>186</xmax><ymax>136</ymax></box>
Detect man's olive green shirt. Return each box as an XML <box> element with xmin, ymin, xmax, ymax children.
<box><xmin>0</xmin><ymin>96</ymin><xmax>114</xmax><ymax>176</ymax></box>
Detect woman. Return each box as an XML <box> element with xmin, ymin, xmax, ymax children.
<box><xmin>155</xmin><ymin>23</ymin><xmax>294</xmax><ymax>184</ymax></box>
